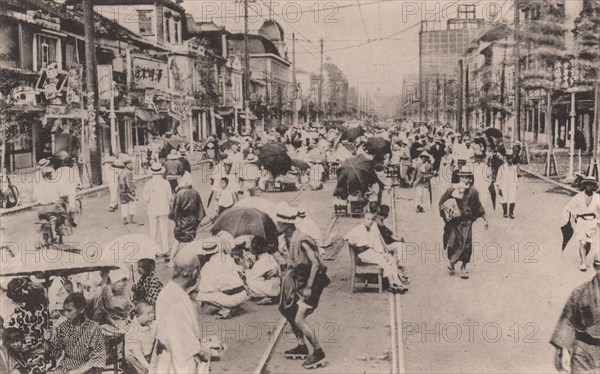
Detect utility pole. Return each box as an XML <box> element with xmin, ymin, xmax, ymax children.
<box><xmin>243</xmin><ymin>0</ymin><xmax>250</xmax><ymax>135</ymax></box>
<box><xmin>83</xmin><ymin>0</ymin><xmax>102</xmax><ymax>185</ymax></box>
<box><xmin>292</xmin><ymin>33</ymin><xmax>297</xmax><ymax>126</ymax></box>
<box><xmin>514</xmin><ymin>0</ymin><xmax>521</xmax><ymax>142</ymax></box>
<box><xmin>318</xmin><ymin>38</ymin><xmax>323</xmax><ymax>125</ymax></box>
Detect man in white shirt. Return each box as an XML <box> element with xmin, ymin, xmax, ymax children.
<box><xmin>345</xmin><ymin>212</ymin><xmax>406</xmax><ymax>292</ymax></box>
<box><xmin>152</xmin><ymin>250</ymin><xmax>211</xmax><ymax>373</ymax></box>
<box><xmin>33</xmin><ymin>167</ymin><xmax>67</xmax><ymax>241</ymax></box>
<box><xmin>143</xmin><ymin>163</ymin><xmax>173</xmax><ymax>257</ymax></box>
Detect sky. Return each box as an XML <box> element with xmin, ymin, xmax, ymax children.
<box><xmin>182</xmin><ymin>0</ymin><xmax>515</xmax><ymax>97</ymax></box>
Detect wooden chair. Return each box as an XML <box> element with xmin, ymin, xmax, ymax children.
<box><xmin>349</xmin><ymin>200</ymin><xmax>367</xmax><ymax>218</ymax></box>
<box><xmin>102</xmin><ymin>331</ymin><xmax>126</xmax><ymax>374</ymax></box>
<box><xmin>334</xmin><ymin>203</ymin><xmax>348</xmax><ymax>217</ymax></box>
<box><xmin>348</xmin><ymin>243</ymin><xmax>383</xmax><ymax>293</ymax></box>
<box><xmin>386</xmin><ymin>164</ymin><xmax>399</xmax><ymax>179</ymax></box>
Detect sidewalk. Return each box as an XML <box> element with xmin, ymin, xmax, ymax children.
<box><xmin>1</xmin><ymin>153</ymin><xmax>209</xmax><ymax>217</ymax></box>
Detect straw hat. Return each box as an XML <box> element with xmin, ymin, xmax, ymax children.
<box><xmin>419</xmin><ymin>151</ymin><xmax>432</xmax><ymax>160</ymax></box>
<box><xmin>581</xmin><ymin>176</ymin><xmax>598</xmax><ymax>186</ymax></box>
<box><xmin>245</xmin><ymin>154</ymin><xmax>258</xmax><ymax>163</ymax></box>
<box><xmin>274</xmin><ymin>201</ymin><xmax>298</xmax><ymax>224</ymax></box>
<box><xmin>167</xmin><ymin>149</ymin><xmax>180</xmax><ymax>160</ymax></box>
<box><xmin>150</xmin><ymin>162</ymin><xmax>164</xmax><ymax>174</ymax></box>
<box><xmin>207</xmin><ymin>136</ymin><xmax>215</xmax><ymax>142</ymax></box>
<box><xmin>457</xmin><ymin>165</ymin><xmax>474</xmax><ymax>176</ymax></box>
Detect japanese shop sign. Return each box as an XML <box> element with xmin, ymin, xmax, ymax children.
<box><xmin>132</xmin><ymin>57</ymin><xmax>168</xmax><ymax>91</ymax></box>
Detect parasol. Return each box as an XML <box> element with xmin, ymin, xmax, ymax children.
<box><xmin>291</xmin><ymin>159</ymin><xmax>311</xmax><ymax>172</ymax></box>
<box><xmin>307</xmin><ymin>148</ymin><xmax>326</xmax><ymax>164</ymax></box>
<box><xmin>1</xmin><ymin>248</ymin><xmax>119</xmax><ymax>277</ymax></box>
<box><xmin>296</xmin><ymin>216</ymin><xmax>322</xmax><ymax>242</ymax></box>
<box><xmin>341</xmin><ymin>127</ymin><xmax>365</xmax><ymax>142</ymax></box>
<box><xmin>275</xmin><ymin>124</ymin><xmax>289</xmax><ymax>136</ymax></box>
<box><xmin>258</xmin><ymin>142</ymin><xmax>292</xmax><ymax>177</ymax></box>
<box><xmin>364</xmin><ymin>137</ymin><xmax>391</xmax><ymax>160</ymax></box>
<box><xmin>234</xmin><ymin>197</ymin><xmax>277</xmax><ymax>218</ymax></box>
<box><xmin>211</xmin><ymin>207</ymin><xmax>278</xmax><ymax>243</ymax></box>
<box><xmin>483</xmin><ymin>128</ymin><xmax>503</xmax><ymax>139</ymax></box>
<box><xmin>220</xmin><ymin>139</ymin><xmax>240</xmax><ymax>151</ymax></box>
<box><xmin>336</xmin><ymin>155</ymin><xmax>378</xmax><ymax>194</ymax></box>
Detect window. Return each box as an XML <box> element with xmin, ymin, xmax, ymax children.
<box><xmin>34</xmin><ymin>34</ymin><xmax>59</xmax><ymax>71</ymax></box>
<box><xmin>138</xmin><ymin>10</ymin><xmax>153</xmax><ymax>35</ymax></box>
<box><xmin>174</xmin><ymin>20</ymin><xmax>179</xmax><ymax>43</ymax></box>
<box><xmin>458</xmin><ymin>4</ymin><xmax>476</xmax><ymax>19</ymax></box>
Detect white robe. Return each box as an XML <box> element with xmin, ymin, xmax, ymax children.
<box><xmin>563</xmin><ymin>191</ymin><xmax>600</xmax><ymax>243</ymax></box>
<box><xmin>496</xmin><ymin>164</ymin><xmax>518</xmax><ymax>204</ymax></box>
<box><xmin>152</xmin><ymin>281</ymin><xmax>204</xmax><ymax>374</ymax></box>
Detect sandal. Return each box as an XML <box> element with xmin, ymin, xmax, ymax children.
<box><xmin>257</xmin><ymin>297</ymin><xmax>276</xmax><ymax>305</ymax></box>
<box><xmin>215</xmin><ymin>310</ymin><xmax>233</xmax><ymax>319</ymax></box>
<box><xmin>460</xmin><ymin>271</ymin><xmax>469</xmax><ymax>279</ymax></box>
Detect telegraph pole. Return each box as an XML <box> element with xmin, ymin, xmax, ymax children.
<box><xmin>83</xmin><ymin>0</ymin><xmax>102</xmax><ymax>185</ymax></box>
<box><xmin>292</xmin><ymin>33</ymin><xmax>297</xmax><ymax>126</ymax></box>
<box><xmin>318</xmin><ymin>38</ymin><xmax>323</xmax><ymax>125</ymax></box>
<box><xmin>243</xmin><ymin>0</ymin><xmax>250</xmax><ymax>135</ymax></box>
<box><xmin>514</xmin><ymin>0</ymin><xmax>521</xmax><ymax>141</ymax></box>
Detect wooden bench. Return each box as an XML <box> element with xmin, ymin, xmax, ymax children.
<box><xmin>348</xmin><ymin>244</ymin><xmax>383</xmax><ymax>293</ymax></box>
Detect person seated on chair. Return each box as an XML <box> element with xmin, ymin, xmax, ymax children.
<box><xmin>375</xmin><ymin>205</ymin><xmax>409</xmax><ymax>282</ymax></box>
<box><xmin>244</xmin><ymin>236</ymin><xmax>280</xmax><ymax>305</ymax></box>
<box><xmin>125</xmin><ymin>301</ymin><xmax>156</xmax><ymax>374</ymax></box>
<box><xmin>90</xmin><ymin>269</ymin><xmax>132</xmax><ymax>329</ymax></box>
<box><xmin>345</xmin><ymin>213</ymin><xmax>408</xmax><ymax>293</ymax></box>
<box><xmin>195</xmin><ymin>238</ymin><xmax>249</xmax><ymax>319</ymax></box>
<box><xmin>50</xmin><ymin>293</ymin><xmax>106</xmax><ymax>374</ymax></box>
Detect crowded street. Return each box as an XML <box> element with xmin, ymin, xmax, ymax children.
<box><xmin>2</xmin><ymin>0</ymin><xmax>600</xmax><ymax>373</ymax></box>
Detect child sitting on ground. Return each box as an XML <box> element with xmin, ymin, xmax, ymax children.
<box><xmin>131</xmin><ymin>258</ymin><xmax>163</xmax><ymax>308</ymax></box>
<box><xmin>0</xmin><ymin>328</ymin><xmax>26</xmax><ymax>374</ymax></box>
<box><xmin>125</xmin><ymin>301</ymin><xmax>156</xmax><ymax>374</ymax></box>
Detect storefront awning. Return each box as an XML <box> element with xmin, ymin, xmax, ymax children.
<box><xmin>217</xmin><ymin>110</ymin><xmax>233</xmax><ymax>116</ymax></box>
<box><xmin>135</xmin><ymin>109</ymin><xmax>162</xmax><ymax>122</ymax></box>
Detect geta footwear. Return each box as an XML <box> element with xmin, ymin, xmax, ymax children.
<box><xmin>284</xmin><ymin>345</ymin><xmax>309</xmax><ymax>360</ymax></box>
<box><xmin>302</xmin><ymin>348</ymin><xmax>326</xmax><ymax>369</ymax></box>
<box><xmin>460</xmin><ymin>270</ymin><xmax>470</xmax><ymax>279</ymax></box>
<box><xmin>215</xmin><ymin>309</ymin><xmax>233</xmax><ymax>319</ymax></box>
<box><xmin>448</xmin><ymin>264</ymin><xmax>455</xmax><ymax>275</ymax></box>
<box><xmin>257</xmin><ymin>297</ymin><xmax>276</xmax><ymax>305</ymax></box>
<box><xmin>580</xmin><ymin>263</ymin><xmax>588</xmax><ymax>272</ymax></box>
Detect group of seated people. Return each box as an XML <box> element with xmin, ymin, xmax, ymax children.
<box><xmin>345</xmin><ymin>202</ymin><xmax>410</xmax><ymax>293</ymax></box>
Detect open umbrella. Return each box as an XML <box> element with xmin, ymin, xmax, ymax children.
<box><xmin>336</xmin><ymin>155</ymin><xmax>378</xmax><ymax>194</ymax></box>
<box><xmin>1</xmin><ymin>248</ymin><xmax>119</xmax><ymax>277</ymax></box>
<box><xmin>291</xmin><ymin>159</ymin><xmax>310</xmax><ymax>172</ymax></box>
<box><xmin>307</xmin><ymin>148</ymin><xmax>326</xmax><ymax>164</ymax></box>
<box><xmin>234</xmin><ymin>197</ymin><xmax>277</xmax><ymax>218</ymax></box>
<box><xmin>258</xmin><ymin>142</ymin><xmax>292</xmax><ymax>177</ymax></box>
<box><xmin>103</xmin><ymin>234</ymin><xmax>159</xmax><ymax>265</ymax></box>
<box><xmin>275</xmin><ymin>124</ymin><xmax>289</xmax><ymax>136</ymax></box>
<box><xmin>211</xmin><ymin>208</ymin><xmax>278</xmax><ymax>243</ymax></box>
<box><xmin>341</xmin><ymin>127</ymin><xmax>365</xmax><ymax>142</ymax></box>
<box><xmin>220</xmin><ymin>139</ymin><xmax>240</xmax><ymax>151</ymax></box>
<box><xmin>483</xmin><ymin>128</ymin><xmax>503</xmax><ymax>139</ymax></box>
<box><xmin>364</xmin><ymin>137</ymin><xmax>391</xmax><ymax>160</ymax></box>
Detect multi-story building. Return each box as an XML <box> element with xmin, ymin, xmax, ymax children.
<box><xmin>419</xmin><ymin>4</ymin><xmax>486</xmax><ymax>127</ymax></box>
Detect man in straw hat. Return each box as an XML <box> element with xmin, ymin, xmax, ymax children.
<box><xmin>550</xmin><ymin>253</ymin><xmax>600</xmax><ymax>373</ymax></box>
<box><xmin>563</xmin><ymin>176</ymin><xmax>600</xmax><ymax>271</ymax></box>
<box><xmin>152</xmin><ymin>250</ymin><xmax>211</xmax><ymax>373</ymax></box>
<box><xmin>439</xmin><ymin>165</ymin><xmax>489</xmax><ymax>279</ymax></box>
<box><xmin>164</xmin><ymin>149</ymin><xmax>184</xmax><ymax>192</ymax></box>
<box><xmin>102</xmin><ymin>155</ymin><xmax>121</xmax><ymax>212</ymax></box>
<box><xmin>412</xmin><ymin>151</ymin><xmax>434</xmax><ymax>213</ymax></box>
<box><xmin>118</xmin><ymin>155</ymin><xmax>137</xmax><ymax>225</ymax></box>
<box><xmin>275</xmin><ymin>202</ymin><xmax>329</xmax><ymax>369</ymax></box>
<box><xmin>143</xmin><ymin>162</ymin><xmax>173</xmax><ymax>257</ymax></box>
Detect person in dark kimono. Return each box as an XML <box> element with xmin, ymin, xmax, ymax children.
<box><xmin>439</xmin><ymin>166</ymin><xmax>489</xmax><ymax>279</ymax></box>
<box><xmin>550</xmin><ymin>255</ymin><xmax>600</xmax><ymax>373</ymax></box>
<box><xmin>168</xmin><ymin>172</ymin><xmax>205</xmax><ymax>263</ymax></box>
<box><xmin>430</xmin><ymin>137</ymin><xmax>446</xmax><ymax>174</ymax></box>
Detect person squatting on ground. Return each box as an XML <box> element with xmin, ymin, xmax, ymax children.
<box><xmin>563</xmin><ymin>176</ymin><xmax>600</xmax><ymax>272</ymax></box>
<box><xmin>276</xmin><ymin>202</ymin><xmax>330</xmax><ymax>369</ymax></box>
<box><xmin>118</xmin><ymin>156</ymin><xmax>137</xmax><ymax>225</ymax></box>
<box><xmin>143</xmin><ymin>162</ymin><xmax>173</xmax><ymax>257</ymax></box>
<box><xmin>439</xmin><ymin>166</ymin><xmax>488</xmax><ymax>279</ymax></box>
<box><xmin>550</xmin><ymin>254</ymin><xmax>600</xmax><ymax>373</ymax></box>
<box><xmin>125</xmin><ymin>301</ymin><xmax>157</xmax><ymax>374</ymax></box>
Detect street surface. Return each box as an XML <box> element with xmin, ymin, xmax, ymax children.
<box><xmin>1</xmin><ymin>164</ymin><xmax>592</xmax><ymax>373</ymax></box>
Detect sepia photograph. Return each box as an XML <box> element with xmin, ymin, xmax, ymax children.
<box><xmin>0</xmin><ymin>0</ymin><xmax>599</xmax><ymax>373</ymax></box>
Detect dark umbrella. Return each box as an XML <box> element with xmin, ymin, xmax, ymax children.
<box><xmin>336</xmin><ymin>155</ymin><xmax>378</xmax><ymax>194</ymax></box>
<box><xmin>275</xmin><ymin>124</ymin><xmax>289</xmax><ymax>136</ymax></box>
<box><xmin>364</xmin><ymin>137</ymin><xmax>391</xmax><ymax>160</ymax></box>
<box><xmin>211</xmin><ymin>208</ymin><xmax>278</xmax><ymax>243</ymax></box>
<box><xmin>561</xmin><ymin>214</ymin><xmax>574</xmax><ymax>251</ymax></box>
<box><xmin>488</xmin><ymin>183</ymin><xmax>497</xmax><ymax>210</ymax></box>
<box><xmin>291</xmin><ymin>159</ymin><xmax>310</xmax><ymax>171</ymax></box>
<box><xmin>258</xmin><ymin>142</ymin><xmax>292</xmax><ymax>177</ymax></box>
<box><xmin>220</xmin><ymin>139</ymin><xmax>240</xmax><ymax>151</ymax></box>
<box><xmin>341</xmin><ymin>127</ymin><xmax>365</xmax><ymax>142</ymax></box>
<box><xmin>483</xmin><ymin>128</ymin><xmax>503</xmax><ymax>139</ymax></box>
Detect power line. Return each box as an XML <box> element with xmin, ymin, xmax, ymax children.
<box><xmin>355</xmin><ymin>0</ymin><xmax>371</xmax><ymax>42</ymax></box>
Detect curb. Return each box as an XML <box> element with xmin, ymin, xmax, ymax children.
<box><xmin>519</xmin><ymin>167</ymin><xmax>579</xmax><ymax>194</ymax></box>
<box><xmin>1</xmin><ymin>159</ymin><xmax>211</xmax><ymax>217</ymax></box>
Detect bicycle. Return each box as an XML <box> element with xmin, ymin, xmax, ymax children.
<box><xmin>0</xmin><ymin>173</ymin><xmax>19</xmax><ymax>208</ymax></box>
<box><xmin>38</xmin><ymin>197</ymin><xmax>82</xmax><ymax>247</ymax></box>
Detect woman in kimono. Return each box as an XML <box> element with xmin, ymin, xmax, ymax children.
<box><xmin>439</xmin><ymin>166</ymin><xmax>489</xmax><ymax>279</ymax></box>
